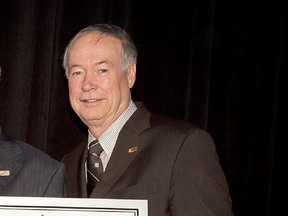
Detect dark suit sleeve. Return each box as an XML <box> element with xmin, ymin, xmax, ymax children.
<box><xmin>170</xmin><ymin>129</ymin><xmax>233</xmax><ymax>216</ymax></box>
<box><xmin>43</xmin><ymin>162</ymin><xmax>67</xmax><ymax>197</ymax></box>
<box><xmin>17</xmin><ymin>141</ymin><xmax>67</xmax><ymax>197</ymax></box>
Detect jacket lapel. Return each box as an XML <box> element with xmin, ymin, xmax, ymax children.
<box><xmin>90</xmin><ymin>102</ymin><xmax>151</xmax><ymax>197</ymax></box>
<box><xmin>63</xmin><ymin>140</ymin><xmax>88</xmax><ymax>197</ymax></box>
<box><xmin>0</xmin><ymin>134</ymin><xmax>23</xmax><ymax>190</ymax></box>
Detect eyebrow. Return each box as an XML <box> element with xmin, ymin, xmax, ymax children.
<box><xmin>95</xmin><ymin>60</ymin><xmax>109</xmax><ymax>66</ymax></box>
<box><xmin>69</xmin><ymin>60</ymin><xmax>113</xmax><ymax>70</ymax></box>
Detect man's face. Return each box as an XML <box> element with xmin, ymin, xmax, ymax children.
<box><xmin>67</xmin><ymin>32</ymin><xmax>136</xmax><ymax>130</ymax></box>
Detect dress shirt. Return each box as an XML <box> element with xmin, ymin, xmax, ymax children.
<box><xmin>87</xmin><ymin>100</ymin><xmax>137</xmax><ymax>171</ymax></box>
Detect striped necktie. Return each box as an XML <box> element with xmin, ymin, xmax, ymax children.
<box><xmin>87</xmin><ymin>139</ymin><xmax>104</xmax><ymax>196</ymax></box>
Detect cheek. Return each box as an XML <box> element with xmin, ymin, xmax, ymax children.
<box><xmin>68</xmin><ymin>81</ymin><xmax>80</xmax><ymax>94</ymax></box>
<box><xmin>68</xmin><ymin>83</ymin><xmax>81</xmax><ymax>105</ymax></box>
<box><xmin>100</xmin><ymin>77</ymin><xmax>119</xmax><ymax>93</ymax></box>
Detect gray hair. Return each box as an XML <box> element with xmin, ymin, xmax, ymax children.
<box><xmin>62</xmin><ymin>23</ymin><xmax>138</xmax><ymax>78</ymax></box>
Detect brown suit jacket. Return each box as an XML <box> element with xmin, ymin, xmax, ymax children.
<box><xmin>62</xmin><ymin>102</ymin><xmax>233</xmax><ymax>216</ymax></box>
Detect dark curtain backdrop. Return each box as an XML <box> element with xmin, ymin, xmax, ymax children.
<box><xmin>0</xmin><ymin>0</ymin><xmax>286</xmax><ymax>215</ymax></box>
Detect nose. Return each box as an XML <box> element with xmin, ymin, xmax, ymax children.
<box><xmin>82</xmin><ymin>73</ymin><xmax>96</xmax><ymax>92</ymax></box>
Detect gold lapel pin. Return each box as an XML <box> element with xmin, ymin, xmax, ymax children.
<box><xmin>0</xmin><ymin>170</ymin><xmax>10</xmax><ymax>176</ymax></box>
<box><xmin>128</xmin><ymin>146</ymin><xmax>138</xmax><ymax>153</ymax></box>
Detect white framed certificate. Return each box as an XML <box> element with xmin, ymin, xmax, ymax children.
<box><xmin>0</xmin><ymin>196</ymin><xmax>148</xmax><ymax>216</ymax></box>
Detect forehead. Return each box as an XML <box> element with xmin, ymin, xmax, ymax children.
<box><xmin>71</xmin><ymin>32</ymin><xmax>122</xmax><ymax>53</ymax></box>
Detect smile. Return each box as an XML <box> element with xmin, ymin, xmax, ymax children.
<box><xmin>85</xmin><ymin>99</ymin><xmax>97</xmax><ymax>103</ymax></box>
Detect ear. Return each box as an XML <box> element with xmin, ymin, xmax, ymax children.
<box><xmin>127</xmin><ymin>63</ymin><xmax>136</xmax><ymax>88</ymax></box>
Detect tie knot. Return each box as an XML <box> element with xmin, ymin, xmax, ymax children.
<box><xmin>89</xmin><ymin>139</ymin><xmax>103</xmax><ymax>156</ymax></box>
<box><xmin>89</xmin><ymin>139</ymin><xmax>100</xmax><ymax>148</ymax></box>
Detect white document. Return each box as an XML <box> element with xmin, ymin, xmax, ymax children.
<box><xmin>0</xmin><ymin>196</ymin><xmax>148</xmax><ymax>216</ymax></box>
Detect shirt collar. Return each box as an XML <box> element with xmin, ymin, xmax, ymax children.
<box><xmin>88</xmin><ymin>100</ymin><xmax>137</xmax><ymax>157</ymax></box>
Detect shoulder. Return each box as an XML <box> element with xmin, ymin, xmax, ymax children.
<box><xmin>150</xmin><ymin>113</ymin><xmax>199</xmax><ymax>132</ymax></box>
<box><xmin>133</xmin><ymin>102</ymin><xmax>206</xmax><ymax>136</ymax></box>
<box><xmin>140</xmin><ymin>113</ymin><xmax>211</xmax><ymax>147</ymax></box>
<box><xmin>62</xmin><ymin>141</ymin><xmax>87</xmax><ymax>164</ymax></box>
<box><xmin>133</xmin><ymin>102</ymin><xmax>198</xmax><ymax>131</ymax></box>
<box><xmin>148</xmin><ymin>114</ymin><xmax>217</xmax><ymax>156</ymax></box>
<box><xmin>16</xmin><ymin>140</ymin><xmax>62</xmax><ymax>167</ymax></box>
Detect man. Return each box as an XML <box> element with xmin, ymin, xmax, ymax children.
<box><xmin>0</xmin><ymin>126</ymin><xmax>66</xmax><ymax>197</ymax></box>
<box><xmin>62</xmin><ymin>23</ymin><xmax>233</xmax><ymax>215</ymax></box>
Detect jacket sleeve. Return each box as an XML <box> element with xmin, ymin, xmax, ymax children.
<box><xmin>43</xmin><ymin>162</ymin><xmax>67</xmax><ymax>197</ymax></box>
<box><xmin>170</xmin><ymin>128</ymin><xmax>233</xmax><ymax>216</ymax></box>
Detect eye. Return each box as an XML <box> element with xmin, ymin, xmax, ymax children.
<box><xmin>70</xmin><ymin>70</ymin><xmax>83</xmax><ymax>77</ymax></box>
<box><xmin>73</xmin><ymin>71</ymin><xmax>82</xmax><ymax>76</ymax></box>
<box><xmin>98</xmin><ymin>69</ymin><xmax>108</xmax><ymax>74</ymax></box>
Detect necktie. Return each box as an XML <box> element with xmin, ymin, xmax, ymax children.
<box><xmin>87</xmin><ymin>139</ymin><xmax>104</xmax><ymax>196</ymax></box>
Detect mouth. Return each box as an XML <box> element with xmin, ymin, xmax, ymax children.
<box><xmin>84</xmin><ymin>99</ymin><xmax>97</xmax><ymax>103</ymax></box>
<box><xmin>81</xmin><ymin>98</ymin><xmax>102</xmax><ymax>104</ymax></box>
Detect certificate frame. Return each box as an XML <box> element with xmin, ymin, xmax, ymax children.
<box><xmin>0</xmin><ymin>196</ymin><xmax>148</xmax><ymax>216</ymax></box>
